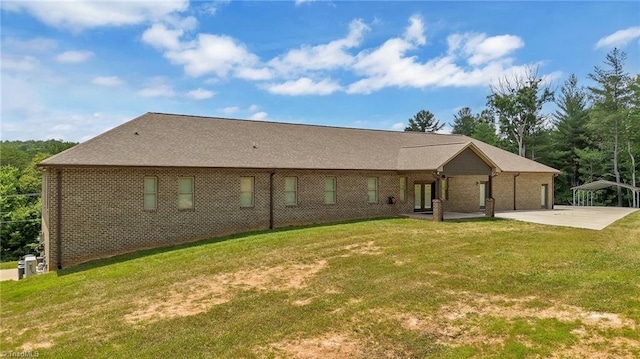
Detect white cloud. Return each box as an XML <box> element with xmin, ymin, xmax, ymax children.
<box><xmin>187</xmin><ymin>88</ymin><xmax>215</xmax><ymax>100</ymax></box>
<box><xmin>199</xmin><ymin>0</ymin><xmax>231</xmax><ymax>15</ymax></box>
<box><xmin>220</xmin><ymin>106</ymin><xmax>240</xmax><ymax>114</ymax></box>
<box><xmin>92</xmin><ymin>76</ymin><xmax>123</xmax><ymax>86</ymax></box>
<box><xmin>391</xmin><ymin>122</ymin><xmax>405</xmax><ymax>131</ymax></box>
<box><xmin>139</xmin><ymin>14</ymin><xmax>552</xmax><ymax>97</ymax></box>
<box><xmin>295</xmin><ymin>0</ymin><xmax>317</xmax><ymax>5</ymax></box>
<box><xmin>56</xmin><ymin>50</ymin><xmax>94</xmax><ymax>63</ymax></box>
<box><xmin>249</xmin><ymin>111</ymin><xmax>268</xmax><ymax>121</ymax></box>
<box><xmin>265</xmin><ymin>77</ymin><xmax>342</xmax><ymax>96</ymax></box>
<box><xmin>347</xmin><ymin>36</ymin><xmax>460</xmax><ymax>94</ymax></box>
<box><xmin>436</xmin><ymin>124</ymin><xmax>452</xmax><ymax>134</ymax></box>
<box><xmin>137</xmin><ymin>78</ymin><xmax>176</xmax><ymax>97</ymax></box>
<box><xmin>467</xmin><ymin>35</ymin><xmax>524</xmax><ymax>65</ymax></box>
<box><xmin>1</xmin><ymin>55</ymin><xmax>40</xmax><ymax>72</ymax></box>
<box><xmin>3</xmin><ymin>0</ymin><xmax>189</xmax><ymax>30</ymax></box>
<box><xmin>235</xmin><ymin>67</ymin><xmax>274</xmax><ymax>80</ymax></box>
<box><xmin>165</xmin><ymin>34</ymin><xmax>259</xmax><ymax>77</ymax></box>
<box><xmin>595</xmin><ymin>26</ymin><xmax>640</xmax><ymax>49</ymax></box>
<box><xmin>269</xmin><ymin>18</ymin><xmax>369</xmax><ymax>76</ymax></box>
<box><xmin>3</xmin><ymin>37</ymin><xmax>58</xmax><ymax>52</ymax></box>
<box><xmin>404</xmin><ymin>15</ymin><xmax>426</xmax><ymax>45</ymax></box>
<box><xmin>142</xmin><ymin>23</ymin><xmax>185</xmax><ymax>50</ymax></box>
<box><xmin>248</xmin><ymin>104</ymin><xmax>259</xmax><ymax>112</ymax></box>
<box><xmin>447</xmin><ymin>32</ymin><xmax>524</xmax><ymax>65</ymax></box>
<box><xmin>347</xmin><ymin>18</ymin><xmax>532</xmax><ymax>94</ymax></box>
<box><xmin>163</xmin><ymin>15</ymin><xmax>198</xmax><ymax>31</ymax></box>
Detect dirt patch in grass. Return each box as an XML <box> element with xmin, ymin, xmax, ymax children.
<box><xmin>261</xmin><ymin>332</ymin><xmax>364</xmax><ymax>359</ymax></box>
<box><xmin>341</xmin><ymin>241</ymin><xmax>382</xmax><ymax>257</ymax></box>
<box><xmin>20</xmin><ymin>341</ymin><xmax>53</xmax><ymax>351</ymax></box>
<box><xmin>440</xmin><ymin>291</ymin><xmax>634</xmax><ymax>330</ymax></box>
<box><xmin>385</xmin><ymin>291</ymin><xmax>639</xmax><ymax>356</ymax></box>
<box><xmin>292</xmin><ymin>298</ymin><xmax>314</xmax><ymax>306</ymax></box>
<box><xmin>549</xmin><ymin>337</ymin><xmax>640</xmax><ymax>359</ymax></box>
<box><xmin>125</xmin><ymin>260</ymin><xmax>327</xmax><ymax>324</ymax></box>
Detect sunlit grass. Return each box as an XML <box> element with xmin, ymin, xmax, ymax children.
<box><xmin>1</xmin><ymin>213</ymin><xmax>639</xmax><ymax>358</ymax></box>
<box><xmin>0</xmin><ymin>261</ymin><xmax>18</xmax><ymax>270</ymax></box>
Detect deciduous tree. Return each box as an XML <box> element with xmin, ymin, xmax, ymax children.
<box><xmin>487</xmin><ymin>67</ymin><xmax>554</xmax><ymax>157</ymax></box>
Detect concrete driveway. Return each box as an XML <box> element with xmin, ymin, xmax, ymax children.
<box><xmin>496</xmin><ymin>205</ymin><xmax>639</xmax><ymax>230</ymax></box>
<box><xmin>0</xmin><ymin>268</ymin><xmax>18</xmax><ymax>281</ymax></box>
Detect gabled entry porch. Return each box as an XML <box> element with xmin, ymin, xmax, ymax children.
<box><xmin>398</xmin><ymin>142</ymin><xmax>500</xmax><ymax>222</ymax></box>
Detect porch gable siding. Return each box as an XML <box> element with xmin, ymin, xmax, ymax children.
<box><xmin>442</xmin><ymin>148</ymin><xmax>492</xmax><ymax>176</ymax></box>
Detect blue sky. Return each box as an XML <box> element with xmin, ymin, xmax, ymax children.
<box><xmin>1</xmin><ymin>1</ymin><xmax>639</xmax><ymax>142</ymax></box>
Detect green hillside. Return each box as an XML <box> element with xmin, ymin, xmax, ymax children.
<box><xmin>1</xmin><ymin>215</ymin><xmax>639</xmax><ymax>358</ymax></box>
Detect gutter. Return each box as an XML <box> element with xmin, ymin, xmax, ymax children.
<box><xmin>513</xmin><ymin>172</ymin><xmax>520</xmax><ymax>210</ymax></box>
<box><xmin>56</xmin><ymin>169</ymin><xmax>63</xmax><ymax>270</ymax></box>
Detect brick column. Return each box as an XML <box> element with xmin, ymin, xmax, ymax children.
<box><xmin>485</xmin><ymin>198</ymin><xmax>495</xmax><ymax>217</ymax></box>
<box><xmin>433</xmin><ymin>199</ymin><xmax>443</xmax><ymax>222</ymax></box>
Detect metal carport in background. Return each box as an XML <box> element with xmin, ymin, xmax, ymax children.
<box><xmin>571</xmin><ymin>180</ymin><xmax>640</xmax><ymax>208</ymax></box>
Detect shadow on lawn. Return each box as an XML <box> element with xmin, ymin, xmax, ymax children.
<box><xmin>55</xmin><ymin>216</ymin><xmax>403</xmax><ymax>276</ymax></box>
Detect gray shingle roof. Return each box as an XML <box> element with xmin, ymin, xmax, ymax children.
<box><xmin>40</xmin><ymin>112</ymin><xmax>559</xmax><ymax>173</ymax></box>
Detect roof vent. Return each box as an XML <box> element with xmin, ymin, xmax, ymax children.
<box><xmin>252</xmin><ymin>141</ymin><xmax>257</xmax><ymax>149</ymax></box>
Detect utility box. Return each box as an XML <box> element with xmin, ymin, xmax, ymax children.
<box><xmin>24</xmin><ymin>255</ymin><xmax>37</xmax><ymax>278</ymax></box>
<box><xmin>18</xmin><ymin>260</ymin><xmax>25</xmax><ymax>280</ymax></box>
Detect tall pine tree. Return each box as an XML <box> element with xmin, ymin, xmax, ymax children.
<box><xmin>405</xmin><ymin>110</ymin><xmax>444</xmax><ymax>133</ymax></box>
<box><xmin>549</xmin><ymin>74</ymin><xmax>590</xmax><ymax>203</ymax></box>
<box><xmin>588</xmin><ymin>48</ymin><xmax>634</xmax><ymax>206</ymax></box>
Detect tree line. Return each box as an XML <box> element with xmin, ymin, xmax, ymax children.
<box><xmin>405</xmin><ymin>48</ymin><xmax>639</xmax><ymax>206</ymax></box>
<box><xmin>1</xmin><ymin>140</ymin><xmax>76</xmax><ymax>261</ymax></box>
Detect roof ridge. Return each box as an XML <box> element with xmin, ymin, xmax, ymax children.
<box><xmin>400</xmin><ymin>141</ymin><xmax>469</xmax><ymax>149</ymax></box>
<box><xmin>148</xmin><ymin>112</ymin><xmax>465</xmax><ymax>137</ymax></box>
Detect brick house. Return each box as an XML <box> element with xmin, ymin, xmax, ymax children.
<box><xmin>39</xmin><ymin>112</ymin><xmax>559</xmax><ymax>270</ymax></box>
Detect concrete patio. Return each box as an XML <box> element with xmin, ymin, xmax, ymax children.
<box><xmin>402</xmin><ymin>205</ymin><xmax>638</xmax><ymax>230</ymax></box>
<box><xmin>495</xmin><ymin>205</ymin><xmax>638</xmax><ymax>230</ymax></box>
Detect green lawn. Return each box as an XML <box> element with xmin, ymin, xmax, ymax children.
<box><xmin>1</xmin><ymin>214</ymin><xmax>639</xmax><ymax>358</ymax></box>
<box><xmin>0</xmin><ymin>261</ymin><xmax>17</xmax><ymax>270</ymax></box>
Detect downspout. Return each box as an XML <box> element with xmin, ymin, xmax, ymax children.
<box><xmin>488</xmin><ymin>173</ymin><xmax>493</xmax><ymax>199</ymax></box>
<box><xmin>269</xmin><ymin>172</ymin><xmax>275</xmax><ymax>230</ymax></box>
<box><xmin>513</xmin><ymin>172</ymin><xmax>520</xmax><ymax>211</ymax></box>
<box><xmin>552</xmin><ymin>173</ymin><xmax>559</xmax><ymax>209</ymax></box>
<box><xmin>56</xmin><ymin>169</ymin><xmax>63</xmax><ymax>270</ymax></box>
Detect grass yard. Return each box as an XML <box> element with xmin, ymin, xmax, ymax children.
<box><xmin>1</xmin><ymin>213</ymin><xmax>639</xmax><ymax>358</ymax></box>
<box><xmin>0</xmin><ymin>261</ymin><xmax>18</xmax><ymax>270</ymax></box>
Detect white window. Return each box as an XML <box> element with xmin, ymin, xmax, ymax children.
<box><xmin>399</xmin><ymin>177</ymin><xmax>407</xmax><ymax>202</ymax></box>
<box><xmin>240</xmin><ymin>176</ymin><xmax>255</xmax><ymax>207</ymax></box>
<box><xmin>324</xmin><ymin>177</ymin><xmax>336</xmax><ymax>204</ymax></box>
<box><xmin>144</xmin><ymin>176</ymin><xmax>157</xmax><ymax>210</ymax></box>
<box><xmin>367</xmin><ymin>177</ymin><xmax>378</xmax><ymax>203</ymax></box>
<box><xmin>285</xmin><ymin>177</ymin><xmax>297</xmax><ymax>206</ymax></box>
<box><xmin>178</xmin><ymin>177</ymin><xmax>194</xmax><ymax>209</ymax></box>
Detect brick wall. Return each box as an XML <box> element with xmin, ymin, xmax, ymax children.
<box><xmin>493</xmin><ymin>173</ymin><xmax>515</xmax><ymax>212</ymax></box>
<box><xmin>43</xmin><ymin>167</ymin><xmax>411</xmax><ymax>268</ymax></box>
<box><xmin>514</xmin><ymin>173</ymin><xmax>554</xmax><ymax>210</ymax></box>
<box><xmin>491</xmin><ymin>172</ymin><xmax>554</xmax><ymax>211</ymax></box>
<box><xmin>41</xmin><ymin>167</ymin><xmax>554</xmax><ymax>269</ymax></box>
<box><xmin>444</xmin><ymin>175</ymin><xmax>489</xmax><ymax>212</ymax></box>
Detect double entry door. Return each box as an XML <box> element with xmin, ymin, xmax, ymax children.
<box><xmin>414</xmin><ymin>182</ymin><xmax>436</xmax><ymax>212</ymax></box>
